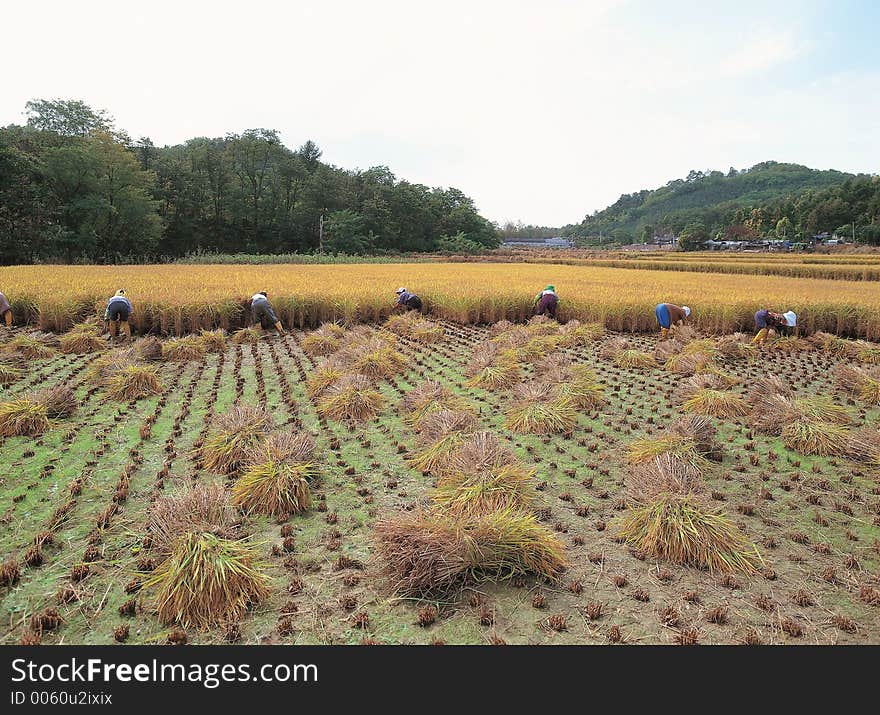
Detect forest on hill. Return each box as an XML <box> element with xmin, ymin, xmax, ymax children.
<box><xmin>567</xmin><ymin>162</ymin><xmax>880</xmax><ymax>247</ymax></box>
<box><xmin>0</xmin><ymin>99</ymin><xmax>499</xmax><ymax>264</ymax></box>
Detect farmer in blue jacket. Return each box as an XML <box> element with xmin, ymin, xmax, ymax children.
<box><xmin>104</xmin><ymin>289</ymin><xmax>133</xmax><ymax>340</ymax></box>
<box><xmin>394</xmin><ymin>287</ymin><xmax>423</xmax><ymax>312</ymax></box>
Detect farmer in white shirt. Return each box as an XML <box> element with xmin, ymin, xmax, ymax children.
<box><xmin>250</xmin><ymin>291</ymin><xmax>285</xmax><ymax>336</ymax></box>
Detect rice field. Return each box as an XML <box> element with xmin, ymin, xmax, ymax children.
<box><xmin>3</xmin><ymin>262</ymin><xmax>880</xmax><ymax>338</ymax></box>
<box><xmin>1</xmin><ymin>315</ymin><xmax>878</xmax><ymax>645</ymax></box>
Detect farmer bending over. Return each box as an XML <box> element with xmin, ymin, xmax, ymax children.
<box><xmin>104</xmin><ymin>289</ymin><xmax>133</xmax><ymax>340</ymax></box>
<box><xmin>655</xmin><ymin>302</ymin><xmax>690</xmax><ymax>339</ymax></box>
<box><xmin>251</xmin><ymin>291</ymin><xmax>285</xmax><ymax>336</ymax></box>
<box><xmin>533</xmin><ymin>285</ymin><xmax>558</xmax><ymax>319</ymax></box>
<box><xmin>752</xmin><ymin>309</ymin><xmax>796</xmax><ymax>345</ymax></box>
<box><xmin>394</xmin><ymin>287</ymin><xmax>423</xmax><ymax>312</ymax></box>
<box><xmin>0</xmin><ymin>291</ymin><xmax>12</xmax><ymax>327</ymax></box>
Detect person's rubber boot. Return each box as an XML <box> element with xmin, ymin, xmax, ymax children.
<box><xmin>751</xmin><ymin>328</ymin><xmax>767</xmax><ymax>346</ymax></box>
<box><xmin>3</xmin><ymin>311</ymin><xmax>11</xmax><ymax>327</ymax></box>
<box><xmin>660</xmin><ymin>327</ymin><xmax>669</xmax><ymax>340</ymax></box>
<box><xmin>109</xmin><ymin>321</ymin><xmax>118</xmax><ymax>340</ymax></box>
<box><xmin>274</xmin><ymin>322</ymin><xmax>285</xmax><ymax>337</ymax></box>
<box><xmin>122</xmin><ymin>322</ymin><xmax>132</xmax><ymax>341</ymax></box>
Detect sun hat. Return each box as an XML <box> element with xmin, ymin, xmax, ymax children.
<box><xmin>683</xmin><ymin>306</ymin><xmax>691</xmax><ymax>317</ymax></box>
<box><xmin>783</xmin><ymin>310</ymin><xmax>797</xmax><ymax>327</ymax></box>
<box><xmin>545</xmin><ymin>285</ymin><xmax>556</xmax><ymax>292</ymax></box>
<box><xmin>396</xmin><ymin>287</ymin><xmax>406</xmax><ymax>294</ymax></box>
<box><xmin>116</xmin><ymin>289</ymin><xmax>125</xmax><ymax>296</ymax></box>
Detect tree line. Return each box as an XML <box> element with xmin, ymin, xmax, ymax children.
<box><xmin>566</xmin><ymin>162</ymin><xmax>880</xmax><ymax>247</ymax></box>
<box><xmin>0</xmin><ymin>99</ymin><xmax>499</xmax><ymax>264</ymax></box>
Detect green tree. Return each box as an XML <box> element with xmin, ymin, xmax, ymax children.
<box><xmin>678</xmin><ymin>223</ymin><xmax>709</xmax><ymax>251</ymax></box>
<box><xmin>775</xmin><ymin>216</ymin><xmax>791</xmax><ymax>238</ymax></box>
<box><xmin>26</xmin><ymin>99</ymin><xmax>113</xmax><ymax>138</ymax></box>
<box><xmin>324</xmin><ymin>209</ymin><xmax>372</xmax><ymax>254</ymax></box>
<box><xmin>435</xmin><ymin>231</ymin><xmax>486</xmax><ymax>254</ymax></box>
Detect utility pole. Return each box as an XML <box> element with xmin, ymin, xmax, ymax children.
<box><xmin>318</xmin><ymin>209</ymin><xmax>324</xmax><ymax>253</ymax></box>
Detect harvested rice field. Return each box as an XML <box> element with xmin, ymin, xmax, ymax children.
<box><xmin>1</xmin><ymin>315</ymin><xmax>879</xmax><ymax>645</ymax></box>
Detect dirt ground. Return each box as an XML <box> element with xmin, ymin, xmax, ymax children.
<box><xmin>1</xmin><ymin>323</ymin><xmax>878</xmax><ymax>645</ymax></box>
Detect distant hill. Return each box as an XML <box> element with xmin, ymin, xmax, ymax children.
<box><xmin>569</xmin><ymin>161</ymin><xmax>860</xmax><ymax>242</ymax></box>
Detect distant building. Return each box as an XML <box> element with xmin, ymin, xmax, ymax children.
<box><xmin>501</xmin><ymin>237</ymin><xmax>573</xmax><ymax>248</ymax></box>
<box><xmin>652</xmin><ymin>234</ymin><xmax>678</xmax><ymax>246</ymax></box>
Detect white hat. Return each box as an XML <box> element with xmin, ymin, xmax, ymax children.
<box><xmin>783</xmin><ymin>310</ymin><xmax>797</xmax><ymax>327</ymax></box>
<box><xmin>682</xmin><ymin>306</ymin><xmax>691</xmax><ymax>317</ymax></box>
<box><xmin>396</xmin><ymin>287</ymin><xmax>406</xmax><ymax>294</ymax></box>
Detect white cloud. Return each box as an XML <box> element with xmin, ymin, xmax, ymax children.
<box><xmin>720</xmin><ymin>29</ymin><xmax>805</xmax><ymax>77</ymax></box>
<box><xmin>0</xmin><ymin>0</ymin><xmax>874</xmax><ymax>227</ymax></box>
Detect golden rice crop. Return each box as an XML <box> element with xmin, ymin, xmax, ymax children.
<box><xmin>834</xmin><ymin>365</ymin><xmax>880</xmax><ymax>404</ymax></box>
<box><xmin>105</xmin><ymin>365</ymin><xmax>164</xmax><ymax>401</ymax></box>
<box><xmin>782</xmin><ymin>419</ymin><xmax>848</xmax><ymax>456</ymax></box>
<box><xmin>200</xmin><ymin>405</ymin><xmax>273</xmax><ymax>474</ymax></box>
<box><xmin>854</xmin><ymin>340</ymin><xmax>880</xmax><ymax>365</ymax></box>
<box><xmin>558</xmin><ymin>320</ymin><xmax>604</xmax><ymax>346</ymax></box>
<box><xmin>682</xmin><ymin>389</ymin><xmax>749</xmax><ymax>419</ymax></box>
<box><xmin>504</xmin><ymin>396</ymin><xmax>579</xmax><ymax>435</ymax></box>
<box><xmin>628</xmin><ymin>453</ymin><xmax>704</xmax><ymax>503</ymax></box>
<box><xmin>0</xmin><ymin>361</ymin><xmax>22</xmax><ymax>386</ymax></box>
<box><xmin>2</xmin><ymin>334</ymin><xmax>57</xmax><ymax>360</ymax></box>
<box><xmin>464</xmin><ymin>350</ymin><xmax>521</xmax><ymax>390</ymax></box>
<box><xmin>133</xmin><ymin>336</ymin><xmax>163</xmax><ymax>361</ymax></box>
<box><xmin>316</xmin><ymin>374</ymin><xmax>386</xmax><ymax>424</ymax></box>
<box><xmin>300</xmin><ymin>329</ymin><xmax>340</xmax><ymax>356</ymax></box>
<box><xmin>616</xmin><ymin>494</ymin><xmax>760</xmax><ymax>574</ymax></box>
<box><xmin>628</xmin><ymin>434</ymin><xmax>712</xmax><ymax>476</ymax></box>
<box><xmin>434</xmin><ymin>463</ymin><xmax>537</xmax><ymax>515</ymax></box>
<box><xmin>31</xmin><ymin>385</ymin><xmax>77</xmax><ymax>417</ymax></box>
<box><xmin>6</xmin><ymin>263</ymin><xmax>880</xmax><ymax>337</ymax></box>
<box><xmin>0</xmin><ymin>398</ymin><xmax>50</xmax><ymax>437</ymax></box>
<box><xmin>305</xmin><ymin>358</ymin><xmax>345</xmax><ymax>399</ymax></box>
<box><xmin>409</xmin><ymin>410</ymin><xmax>478</xmax><ymax>474</ymax></box>
<box><xmin>614</xmin><ymin>349</ymin><xmax>656</xmax><ymax>369</ymax></box>
<box><xmin>59</xmin><ymin>322</ymin><xmax>106</xmax><ymax>354</ymax></box>
<box><xmin>715</xmin><ymin>333</ymin><xmax>756</xmax><ymax>359</ymax></box>
<box><xmin>402</xmin><ymin>380</ymin><xmax>472</xmax><ymax>427</ymax></box>
<box><xmin>556</xmin><ymin>373</ymin><xmax>606</xmax><ymax>410</ymax></box>
<box><xmin>350</xmin><ymin>344</ymin><xmax>406</xmax><ymax>379</ymax></box>
<box><xmin>443</xmin><ymin>431</ymin><xmax>518</xmax><ymax>474</ymax></box>
<box><xmin>846</xmin><ymin>428</ymin><xmax>880</xmax><ymax>465</ymax></box>
<box><xmin>86</xmin><ymin>347</ymin><xmax>136</xmax><ymax>381</ymax></box>
<box><xmin>148</xmin><ymin>483</ymin><xmax>238</xmax><ymax>555</ymax></box>
<box><xmin>375</xmin><ymin>506</ymin><xmax>567</xmax><ymax>596</ymax></box>
<box><xmin>162</xmin><ymin>336</ymin><xmax>207</xmax><ymax>361</ymax></box>
<box><xmin>198</xmin><ymin>329</ymin><xmax>228</xmax><ymax>353</ymax></box>
<box><xmin>767</xmin><ymin>336</ymin><xmax>813</xmax><ymax>353</ymax></box>
<box><xmin>144</xmin><ymin>532</ymin><xmax>271</xmax><ymax>629</ymax></box>
<box><xmin>410</xmin><ymin>322</ymin><xmax>445</xmax><ymax>344</ymax></box>
<box><xmin>231</xmin><ymin>326</ymin><xmax>263</xmax><ymax>344</ymax></box>
<box><xmin>232</xmin><ymin>431</ymin><xmax>318</xmax><ymax>516</ymax></box>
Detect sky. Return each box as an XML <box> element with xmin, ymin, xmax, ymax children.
<box><xmin>1</xmin><ymin>0</ymin><xmax>878</xmax><ymax>226</ymax></box>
